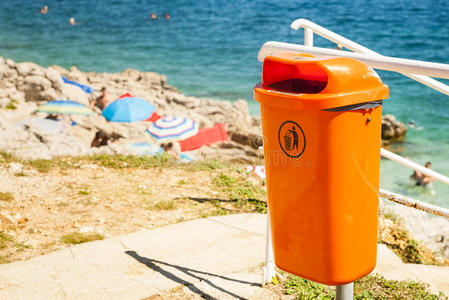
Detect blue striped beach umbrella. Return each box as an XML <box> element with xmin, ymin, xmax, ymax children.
<box><xmin>36</xmin><ymin>100</ymin><xmax>94</xmax><ymax>115</ymax></box>
<box><xmin>146</xmin><ymin>116</ymin><xmax>199</xmax><ymax>142</ymax></box>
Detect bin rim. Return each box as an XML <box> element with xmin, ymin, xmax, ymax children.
<box><xmin>254</xmin><ymin>83</ymin><xmax>388</xmax><ymax>110</ymax></box>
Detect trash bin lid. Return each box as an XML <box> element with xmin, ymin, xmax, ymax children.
<box><xmin>254</xmin><ymin>52</ymin><xmax>389</xmax><ymax>110</ymax></box>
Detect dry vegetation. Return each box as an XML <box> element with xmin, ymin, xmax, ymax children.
<box><xmin>379</xmin><ymin>209</ymin><xmax>449</xmax><ymax>266</ymax></box>
<box><xmin>0</xmin><ymin>152</ymin><xmax>266</xmax><ymax>263</ymax></box>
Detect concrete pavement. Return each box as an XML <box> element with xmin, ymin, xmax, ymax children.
<box><xmin>0</xmin><ymin>213</ymin><xmax>447</xmax><ymax>299</ymax></box>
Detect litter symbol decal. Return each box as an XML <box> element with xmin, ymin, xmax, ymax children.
<box><xmin>278</xmin><ymin>121</ymin><xmax>306</xmax><ymax>158</ymax></box>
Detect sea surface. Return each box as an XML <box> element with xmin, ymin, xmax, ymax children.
<box><xmin>1</xmin><ymin>0</ymin><xmax>449</xmax><ymax>207</ymax></box>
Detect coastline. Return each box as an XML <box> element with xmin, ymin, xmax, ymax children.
<box><xmin>0</xmin><ymin>56</ymin><xmax>262</xmax><ymax>162</ymax></box>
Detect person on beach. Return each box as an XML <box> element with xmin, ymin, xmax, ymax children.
<box><xmin>40</xmin><ymin>6</ymin><xmax>48</xmax><ymax>14</ymax></box>
<box><xmin>150</xmin><ymin>12</ymin><xmax>157</xmax><ymax>19</ymax></box>
<box><xmin>90</xmin><ymin>87</ymin><xmax>115</xmax><ymax>110</ymax></box>
<box><xmin>411</xmin><ymin>161</ymin><xmax>435</xmax><ymax>187</ymax></box>
<box><xmin>161</xmin><ymin>142</ymin><xmax>180</xmax><ymax>159</ymax></box>
<box><xmin>45</xmin><ymin>114</ymin><xmax>61</xmax><ymax>121</ymax></box>
<box><xmin>91</xmin><ymin>130</ymin><xmax>110</xmax><ymax>148</ymax></box>
<box><xmin>165</xmin><ymin>13</ymin><xmax>170</xmax><ymax>20</ymax></box>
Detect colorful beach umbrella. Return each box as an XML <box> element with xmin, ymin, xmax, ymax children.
<box><xmin>102</xmin><ymin>97</ymin><xmax>155</xmax><ymax>122</ymax></box>
<box><xmin>36</xmin><ymin>100</ymin><xmax>94</xmax><ymax>115</ymax></box>
<box><xmin>146</xmin><ymin>116</ymin><xmax>199</xmax><ymax>142</ymax></box>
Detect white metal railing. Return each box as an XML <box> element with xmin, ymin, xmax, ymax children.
<box><xmin>380</xmin><ymin>189</ymin><xmax>449</xmax><ymax>218</ymax></box>
<box><xmin>290</xmin><ymin>18</ymin><xmax>449</xmax><ymax>96</ymax></box>
<box><xmin>258</xmin><ymin>42</ymin><xmax>449</xmax><ymax>80</ymax></box>
<box><xmin>261</xmin><ymin>19</ymin><xmax>449</xmax><ymax>292</ymax></box>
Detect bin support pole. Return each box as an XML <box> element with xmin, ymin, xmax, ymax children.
<box><xmin>263</xmin><ymin>208</ymin><xmax>276</xmax><ymax>285</ymax></box>
<box><xmin>336</xmin><ymin>282</ymin><xmax>354</xmax><ymax>300</ymax></box>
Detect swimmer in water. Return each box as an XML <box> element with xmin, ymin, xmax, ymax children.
<box><xmin>411</xmin><ymin>161</ymin><xmax>435</xmax><ymax>187</ymax></box>
<box><xmin>40</xmin><ymin>5</ymin><xmax>48</xmax><ymax>14</ymax></box>
<box><xmin>150</xmin><ymin>12</ymin><xmax>157</xmax><ymax>19</ymax></box>
<box><xmin>69</xmin><ymin>17</ymin><xmax>75</xmax><ymax>26</ymax></box>
<box><xmin>165</xmin><ymin>13</ymin><xmax>170</xmax><ymax>20</ymax></box>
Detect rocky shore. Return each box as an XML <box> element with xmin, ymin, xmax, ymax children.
<box><xmin>0</xmin><ymin>57</ymin><xmax>262</xmax><ymax>162</ymax></box>
<box><xmin>0</xmin><ymin>56</ymin><xmax>406</xmax><ymax>161</ymax></box>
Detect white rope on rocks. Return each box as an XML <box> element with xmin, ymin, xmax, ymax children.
<box><xmin>379</xmin><ymin>188</ymin><xmax>449</xmax><ymax>219</ymax></box>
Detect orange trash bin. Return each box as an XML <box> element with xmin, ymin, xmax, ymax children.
<box><xmin>254</xmin><ymin>52</ymin><xmax>389</xmax><ymax>285</ymax></box>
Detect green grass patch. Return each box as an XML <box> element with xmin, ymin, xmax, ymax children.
<box><xmin>0</xmin><ymin>153</ymin><xmax>233</xmax><ymax>174</ymax></box>
<box><xmin>25</xmin><ymin>159</ymin><xmax>54</xmax><ymax>173</ymax></box>
<box><xmin>0</xmin><ymin>151</ymin><xmax>15</xmax><ymax>163</ymax></box>
<box><xmin>5</xmin><ymin>99</ymin><xmax>18</xmax><ymax>110</ymax></box>
<box><xmin>213</xmin><ymin>174</ymin><xmax>238</xmax><ymax>187</ymax></box>
<box><xmin>14</xmin><ymin>171</ymin><xmax>26</xmax><ymax>177</ymax></box>
<box><xmin>61</xmin><ymin>232</ymin><xmax>104</xmax><ymax>245</ymax></box>
<box><xmin>0</xmin><ymin>192</ymin><xmax>14</xmax><ymax>202</ymax></box>
<box><xmin>177</xmin><ymin>179</ymin><xmax>187</xmax><ymax>185</ymax></box>
<box><xmin>78</xmin><ymin>190</ymin><xmax>90</xmax><ymax>195</ymax></box>
<box><xmin>150</xmin><ymin>200</ymin><xmax>176</xmax><ymax>211</ymax></box>
<box><xmin>186</xmin><ymin>159</ymin><xmax>226</xmax><ymax>171</ymax></box>
<box><xmin>201</xmin><ymin>207</ymin><xmax>229</xmax><ymax>218</ymax></box>
<box><xmin>0</xmin><ymin>232</ymin><xmax>14</xmax><ymax>249</ymax></box>
<box><xmin>283</xmin><ymin>274</ymin><xmax>445</xmax><ymax>299</ymax></box>
<box><xmin>383</xmin><ymin>210</ymin><xmax>401</xmax><ymax>223</ymax></box>
<box><xmin>0</xmin><ymin>255</ymin><xmax>9</xmax><ymax>264</ymax></box>
<box><xmin>212</xmin><ymin>173</ymin><xmax>267</xmax><ymax>213</ymax></box>
<box><xmin>14</xmin><ymin>242</ymin><xmax>31</xmax><ymax>252</ymax></box>
<box><xmin>79</xmin><ymin>154</ymin><xmax>177</xmax><ymax>169</ymax></box>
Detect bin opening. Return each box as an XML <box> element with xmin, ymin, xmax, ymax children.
<box><xmin>263</xmin><ymin>59</ymin><xmax>328</xmax><ymax>94</ymax></box>
<box><xmin>267</xmin><ymin>78</ymin><xmax>327</xmax><ymax>94</ymax></box>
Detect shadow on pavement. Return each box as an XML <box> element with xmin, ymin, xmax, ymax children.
<box><xmin>188</xmin><ymin>197</ymin><xmax>266</xmax><ymax>206</ymax></box>
<box><xmin>125</xmin><ymin>250</ymin><xmax>261</xmax><ymax>300</ymax></box>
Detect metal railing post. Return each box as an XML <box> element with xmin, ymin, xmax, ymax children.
<box><xmin>263</xmin><ymin>208</ymin><xmax>276</xmax><ymax>284</ymax></box>
<box><xmin>304</xmin><ymin>28</ymin><xmax>314</xmax><ymax>47</ymax></box>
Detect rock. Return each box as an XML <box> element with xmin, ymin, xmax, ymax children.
<box><xmin>45</xmin><ymin>69</ymin><xmax>63</xmax><ymax>90</ymax></box>
<box><xmin>8</xmin><ymin>163</ymin><xmax>23</xmax><ymax>174</ymax></box>
<box><xmin>382</xmin><ymin>114</ymin><xmax>407</xmax><ymax>141</ymax></box>
<box><xmin>67</xmin><ymin>66</ymin><xmax>87</xmax><ymax>83</ymax></box>
<box><xmin>16</xmin><ymin>62</ymin><xmax>44</xmax><ymax>77</ymax></box>
<box><xmin>0</xmin><ymin>212</ymin><xmax>27</xmax><ymax>225</ymax></box>
<box><xmin>19</xmin><ymin>75</ymin><xmax>57</xmax><ymax>101</ymax></box>
<box><xmin>79</xmin><ymin>226</ymin><xmax>94</xmax><ymax>234</ymax></box>
<box><xmin>61</xmin><ymin>83</ymin><xmax>89</xmax><ymax>105</ymax></box>
<box><xmin>0</xmin><ymin>63</ymin><xmax>18</xmax><ymax>81</ymax></box>
<box><xmin>5</xmin><ymin>58</ymin><xmax>15</xmax><ymax>68</ymax></box>
<box><xmin>0</xmin><ymin>212</ymin><xmax>16</xmax><ymax>224</ymax></box>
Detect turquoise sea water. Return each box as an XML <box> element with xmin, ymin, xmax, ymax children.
<box><xmin>1</xmin><ymin>0</ymin><xmax>449</xmax><ymax>207</ymax></box>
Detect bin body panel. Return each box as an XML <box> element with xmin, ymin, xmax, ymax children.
<box><xmin>260</xmin><ymin>102</ymin><xmax>382</xmax><ymax>284</ymax></box>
